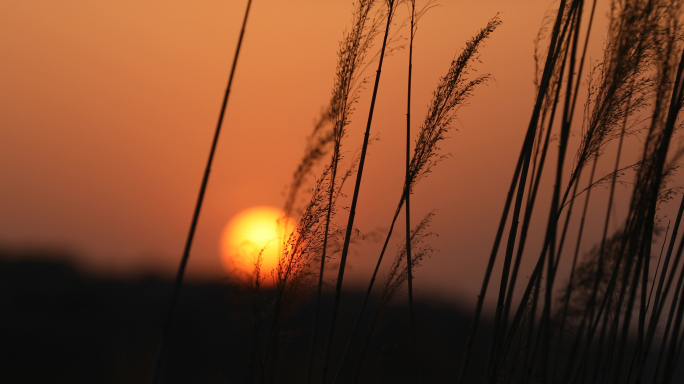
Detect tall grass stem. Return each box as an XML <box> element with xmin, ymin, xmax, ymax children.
<box><xmin>150</xmin><ymin>1</ymin><xmax>252</xmax><ymax>383</ymax></box>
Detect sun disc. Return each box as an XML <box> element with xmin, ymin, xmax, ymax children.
<box><xmin>220</xmin><ymin>206</ymin><xmax>293</xmax><ymax>283</ymax></box>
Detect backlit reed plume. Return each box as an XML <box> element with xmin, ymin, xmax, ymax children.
<box><xmin>320</xmin><ymin>1</ymin><xmax>399</xmax><ymax>382</ymax></box>
<box><xmin>306</xmin><ymin>0</ymin><xmax>382</xmax><ymax>382</ymax></box>
<box><xmin>249</xmin><ymin>1</ymin><xmax>382</xmax><ymax>382</ymax></box>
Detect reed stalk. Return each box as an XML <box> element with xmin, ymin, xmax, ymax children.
<box><xmin>150</xmin><ymin>1</ymin><xmax>252</xmax><ymax>382</ymax></box>
<box><xmin>404</xmin><ymin>2</ymin><xmax>418</xmax><ymax>380</ymax></box>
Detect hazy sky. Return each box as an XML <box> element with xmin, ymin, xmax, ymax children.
<box><xmin>4</xmin><ymin>1</ymin><xmax>670</xmax><ymax>309</ymax></box>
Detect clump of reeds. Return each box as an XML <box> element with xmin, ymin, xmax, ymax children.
<box><xmin>457</xmin><ymin>1</ymin><xmax>684</xmax><ymax>383</ymax></box>
<box><xmin>549</xmin><ymin>2</ymin><xmax>664</xmax><ymax>376</ymax></box>
<box><xmin>246</xmin><ymin>1</ymin><xmax>382</xmax><ymax>382</ymax></box>
<box><xmin>331</xmin><ymin>12</ymin><xmax>501</xmax><ymax>384</ymax></box>
<box><xmin>253</xmin><ymin>159</ymin><xmax>357</xmax><ymax>381</ymax></box>
<box><xmin>252</xmin><ymin>2</ymin><xmax>502</xmax><ymax>382</ymax></box>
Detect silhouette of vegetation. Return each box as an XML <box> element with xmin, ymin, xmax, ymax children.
<box><xmin>154</xmin><ymin>0</ymin><xmax>684</xmax><ymax>383</ymax></box>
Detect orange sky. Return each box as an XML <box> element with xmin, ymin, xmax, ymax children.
<box><xmin>4</xmin><ymin>1</ymin><xmax>676</xmax><ymax>309</ymax></box>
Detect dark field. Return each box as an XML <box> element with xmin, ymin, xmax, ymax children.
<box><xmin>1</xmin><ymin>250</ymin><xmax>492</xmax><ymax>383</ymax></box>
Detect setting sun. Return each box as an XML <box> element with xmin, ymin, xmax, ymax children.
<box><xmin>220</xmin><ymin>206</ymin><xmax>293</xmax><ymax>282</ymax></box>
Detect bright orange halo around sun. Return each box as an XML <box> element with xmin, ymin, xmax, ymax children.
<box><xmin>220</xmin><ymin>206</ymin><xmax>294</xmax><ymax>283</ymax></box>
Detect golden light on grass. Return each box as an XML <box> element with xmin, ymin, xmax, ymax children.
<box><xmin>220</xmin><ymin>206</ymin><xmax>294</xmax><ymax>283</ymax></box>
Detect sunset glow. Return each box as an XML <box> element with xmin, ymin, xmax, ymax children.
<box><xmin>220</xmin><ymin>206</ymin><xmax>293</xmax><ymax>283</ymax></box>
